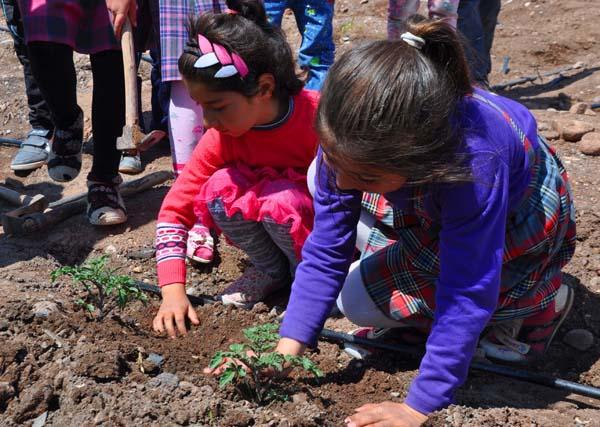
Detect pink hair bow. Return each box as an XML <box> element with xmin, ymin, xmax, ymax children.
<box><xmin>193</xmin><ymin>34</ymin><xmax>249</xmax><ymax>79</ymax></box>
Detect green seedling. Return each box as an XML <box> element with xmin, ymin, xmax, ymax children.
<box><xmin>209</xmin><ymin>323</ymin><xmax>323</xmax><ymax>404</ymax></box>
<box><xmin>51</xmin><ymin>255</ymin><xmax>147</xmax><ymax>320</ymax></box>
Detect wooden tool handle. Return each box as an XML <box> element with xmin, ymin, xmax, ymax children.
<box><xmin>121</xmin><ymin>18</ymin><xmax>138</xmax><ymax>127</ymax></box>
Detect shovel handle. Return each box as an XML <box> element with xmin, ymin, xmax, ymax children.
<box><xmin>121</xmin><ymin>18</ymin><xmax>138</xmax><ymax>128</ymax></box>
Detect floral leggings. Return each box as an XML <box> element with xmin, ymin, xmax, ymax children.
<box><xmin>388</xmin><ymin>0</ymin><xmax>459</xmax><ymax>40</ymax></box>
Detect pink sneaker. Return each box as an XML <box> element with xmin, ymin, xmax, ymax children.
<box><xmin>220</xmin><ymin>267</ymin><xmax>286</xmax><ymax>309</ymax></box>
<box><xmin>186</xmin><ymin>225</ymin><xmax>214</xmax><ymax>264</ymax></box>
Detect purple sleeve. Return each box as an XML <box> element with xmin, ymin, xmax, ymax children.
<box><xmin>280</xmin><ymin>150</ymin><xmax>362</xmax><ymax>346</ymax></box>
<box><xmin>405</xmin><ymin>153</ymin><xmax>510</xmax><ymax>414</ymax></box>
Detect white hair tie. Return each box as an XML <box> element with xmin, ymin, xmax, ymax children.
<box><xmin>400</xmin><ymin>32</ymin><xmax>425</xmax><ymax>49</ymax></box>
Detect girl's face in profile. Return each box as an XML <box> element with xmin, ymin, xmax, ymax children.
<box><xmin>323</xmin><ymin>151</ymin><xmax>407</xmax><ymax>194</ymax></box>
<box><xmin>184</xmin><ymin>79</ymin><xmax>263</xmax><ymax>137</ymax></box>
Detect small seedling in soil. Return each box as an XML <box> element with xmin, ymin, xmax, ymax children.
<box><xmin>209</xmin><ymin>323</ymin><xmax>323</xmax><ymax>404</ymax></box>
<box><xmin>51</xmin><ymin>255</ymin><xmax>147</xmax><ymax>320</ymax></box>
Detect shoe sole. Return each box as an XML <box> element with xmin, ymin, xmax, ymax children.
<box><xmin>11</xmin><ymin>160</ymin><xmax>47</xmax><ymax>171</ymax></box>
<box><xmin>187</xmin><ymin>255</ymin><xmax>213</xmax><ymax>264</ymax></box>
<box><xmin>119</xmin><ymin>167</ymin><xmax>144</xmax><ymax>175</ymax></box>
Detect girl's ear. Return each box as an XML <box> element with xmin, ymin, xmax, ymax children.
<box><xmin>256</xmin><ymin>73</ymin><xmax>276</xmax><ymax>99</ymax></box>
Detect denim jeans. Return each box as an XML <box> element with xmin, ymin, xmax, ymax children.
<box><xmin>457</xmin><ymin>0</ymin><xmax>501</xmax><ymax>84</ymax></box>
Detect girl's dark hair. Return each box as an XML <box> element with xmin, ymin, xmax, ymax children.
<box><xmin>179</xmin><ymin>0</ymin><xmax>303</xmax><ymax>99</ymax></box>
<box><xmin>317</xmin><ymin>16</ymin><xmax>473</xmax><ymax>185</ymax></box>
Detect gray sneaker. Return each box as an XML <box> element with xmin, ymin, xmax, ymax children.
<box><xmin>10</xmin><ymin>129</ymin><xmax>51</xmax><ymax>172</ymax></box>
<box><xmin>118</xmin><ymin>152</ymin><xmax>143</xmax><ymax>175</ymax></box>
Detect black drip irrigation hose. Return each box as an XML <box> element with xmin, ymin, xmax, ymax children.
<box><xmin>136</xmin><ymin>281</ymin><xmax>600</xmax><ymax>400</ymax></box>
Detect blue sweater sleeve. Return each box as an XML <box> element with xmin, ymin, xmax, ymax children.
<box><xmin>405</xmin><ymin>152</ymin><xmax>510</xmax><ymax>414</ymax></box>
<box><xmin>280</xmin><ymin>150</ymin><xmax>362</xmax><ymax>346</ymax></box>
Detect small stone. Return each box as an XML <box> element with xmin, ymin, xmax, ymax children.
<box><xmin>0</xmin><ymin>319</ymin><xmax>8</xmax><ymax>331</ymax></box>
<box><xmin>132</xmin><ymin>266</ymin><xmax>143</xmax><ymax>273</ymax></box>
<box><xmin>292</xmin><ymin>392</ymin><xmax>308</xmax><ymax>403</ymax></box>
<box><xmin>578</xmin><ymin>133</ymin><xmax>600</xmax><ymax>156</ymax></box>
<box><xmin>341</xmin><ymin>6</ymin><xmax>349</xmax><ymax>12</ymax></box>
<box><xmin>552</xmin><ymin>119</ymin><xmax>595</xmax><ymax>142</ymax></box>
<box><xmin>563</xmin><ymin>329</ymin><xmax>594</xmax><ymax>351</ymax></box>
<box><xmin>32</xmin><ymin>411</ymin><xmax>48</xmax><ymax>427</ymax></box>
<box><xmin>569</xmin><ymin>102</ymin><xmax>589</xmax><ymax>115</ymax></box>
<box><xmin>342</xmin><ymin>36</ymin><xmax>350</xmax><ymax>42</ymax></box>
<box><xmin>546</xmin><ymin>107</ymin><xmax>558</xmax><ymax>112</ymax></box>
<box><xmin>142</xmin><ymin>353</ymin><xmax>164</xmax><ymax>374</ymax></box>
<box><xmin>32</xmin><ymin>301</ymin><xmax>59</xmax><ymax>318</ymax></box>
<box><xmin>584</xmin><ymin>109</ymin><xmax>597</xmax><ymax>116</ymax></box>
<box><xmin>573</xmin><ymin>61</ymin><xmax>585</xmax><ymax>69</ymax></box>
<box><xmin>149</xmin><ymin>372</ymin><xmax>179</xmax><ymax>388</ymax></box>
<box><xmin>537</xmin><ymin>122</ymin><xmax>550</xmax><ymax>132</ymax></box>
<box><xmin>541</xmin><ymin>130</ymin><xmax>560</xmax><ymax>140</ymax></box>
<box><xmin>390</xmin><ymin>391</ymin><xmax>401</xmax><ymax>398</ymax></box>
<box><xmin>104</xmin><ymin>245</ymin><xmax>117</xmax><ymax>254</ymax></box>
<box><xmin>360</xmin><ymin>0</ymin><xmax>368</xmax><ymax>3</ymax></box>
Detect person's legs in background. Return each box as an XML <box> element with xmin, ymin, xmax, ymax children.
<box><xmin>457</xmin><ymin>0</ymin><xmax>501</xmax><ymax>85</ymax></box>
<box><xmin>27</xmin><ymin>41</ymin><xmax>84</xmax><ymax>183</ymax></box>
<box><xmin>387</xmin><ymin>0</ymin><xmax>419</xmax><ymax>40</ymax></box>
<box><xmin>86</xmin><ymin>49</ymin><xmax>128</xmax><ymax>225</ymax></box>
<box><xmin>428</xmin><ymin>0</ymin><xmax>459</xmax><ymax>28</ymax></box>
<box><xmin>167</xmin><ymin>80</ymin><xmax>203</xmax><ymax>177</ymax></box>
<box><xmin>2</xmin><ymin>0</ymin><xmax>54</xmax><ymax>174</ymax></box>
<box><xmin>291</xmin><ymin>0</ymin><xmax>335</xmax><ymax>90</ymax></box>
<box><xmin>479</xmin><ymin>0</ymin><xmax>501</xmax><ymax>80</ymax></box>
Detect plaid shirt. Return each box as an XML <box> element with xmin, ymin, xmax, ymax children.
<box><xmin>17</xmin><ymin>0</ymin><xmax>120</xmax><ymax>54</ymax></box>
<box><xmin>159</xmin><ymin>0</ymin><xmax>225</xmax><ymax>81</ymax></box>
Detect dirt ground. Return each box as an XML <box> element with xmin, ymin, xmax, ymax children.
<box><xmin>1</xmin><ymin>0</ymin><xmax>600</xmax><ymax>425</ymax></box>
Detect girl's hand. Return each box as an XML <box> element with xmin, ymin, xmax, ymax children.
<box><xmin>153</xmin><ymin>283</ymin><xmax>200</xmax><ymax>338</ymax></box>
<box><xmin>345</xmin><ymin>402</ymin><xmax>428</xmax><ymax>427</ymax></box>
<box><xmin>105</xmin><ymin>0</ymin><xmax>137</xmax><ymax>38</ymax></box>
<box><xmin>203</xmin><ymin>337</ymin><xmax>307</xmax><ymax>377</ymax></box>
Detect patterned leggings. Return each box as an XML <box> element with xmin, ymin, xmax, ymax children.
<box><xmin>388</xmin><ymin>0</ymin><xmax>459</xmax><ymax>40</ymax></box>
<box><xmin>168</xmin><ymin>80</ymin><xmax>204</xmax><ymax>176</ymax></box>
<box><xmin>207</xmin><ymin>199</ymin><xmax>299</xmax><ymax>281</ymax></box>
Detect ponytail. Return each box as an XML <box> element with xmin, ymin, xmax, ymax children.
<box><xmin>407</xmin><ymin>16</ymin><xmax>472</xmax><ymax>98</ymax></box>
<box><xmin>316</xmin><ymin>16</ymin><xmax>473</xmax><ymax>185</ymax></box>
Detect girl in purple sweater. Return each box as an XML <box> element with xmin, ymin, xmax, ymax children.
<box><xmin>265</xmin><ymin>17</ymin><xmax>576</xmax><ymax>426</ymax></box>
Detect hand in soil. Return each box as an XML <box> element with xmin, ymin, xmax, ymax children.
<box><xmin>345</xmin><ymin>402</ymin><xmax>428</xmax><ymax>427</ymax></box>
<box><xmin>153</xmin><ymin>283</ymin><xmax>200</xmax><ymax>338</ymax></box>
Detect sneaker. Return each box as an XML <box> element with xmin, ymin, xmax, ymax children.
<box><xmin>220</xmin><ymin>267</ymin><xmax>287</xmax><ymax>309</ymax></box>
<box><xmin>479</xmin><ymin>283</ymin><xmax>575</xmax><ymax>364</ymax></box>
<box><xmin>87</xmin><ymin>179</ymin><xmax>127</xmax><ymax>226</ymax></box>
<box><xmin>10</xmin><ymin>129</ymin><xmax>51</xmax><ymax>173</ymax></box>
<box><xmin>343</xmin><ymin>327</ymin><xmax>428</xmax><ymax>360</ymax></box>
<box><xmin>186</xmin><ymin>225</ymin><xmax>214</xmax><ymax>264</ymax></box>
<box><xmin>119</xmin><ymin>151</ymin><xmax>143</xmax><ymax>175</ymax></box>
<box><xmin>48</xmin><ymin>110</ymin><xmax>84</xmax><ymax>182</ymax></box>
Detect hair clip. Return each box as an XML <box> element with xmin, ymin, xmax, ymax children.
<box><xmin>193</xmin><ymin>34</ymin><xmax>249</xmax><ymax>79</ymax></box>
<box><xmin>400</xmin><ymin>32</ymin><xmax>425</xmax><ymax>49</ymax></box>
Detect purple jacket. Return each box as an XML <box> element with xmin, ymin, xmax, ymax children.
<box><xmin>280</xmin><ymin>89</ymin><xmax>539</xmax><ymax>414</ymax></box>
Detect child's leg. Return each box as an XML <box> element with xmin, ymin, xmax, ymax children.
<box><xmin>168</xmin><ymin>80</ymin><xmax>203</xmax><ymax>176</ymax></box>
<box><xmin>457</xmin><ymin>0</ymin><xmax>486</xmax><ymax>83</ymax></box>
<box><xmin>427</xmin><ymin>0</ymin><xmax>459</xmax><ymax>28</ymax></box>
<box><xmin>478</xmin><ymin>0</ymin><xmax>501</xmax><ymax>80</ymax></box>
<box><xmin>388</xmin><ymin>0</ymin><xmax>419</xmax><ymax>40</ymax></box>
<box><xmin>86</xmin><ymin>49</ymin><xmax>127</xmax><ymax>225</ymax></box>
<box><xmin>26</xmin><ymin>41</ymin><xmax>83</xmax><ymax>182</ymax></box>
<box><xmin>209</xmin><ymin>200</ymin><xmax>291</xmax><ymax>282</ymax></box>
<box><xmin>208</xmin><ymin>199</ymin><xmax>290</xmax><ymax>307</ymax></box>
<box><xmin>292</xmin><ymin>0</ymin><xmax>335</xmax><ymax>90</ymax></box>
<box><xmin>88</xmin><ymin>50</ymin><xmax>125</xmax><ymax>184</ymax></box>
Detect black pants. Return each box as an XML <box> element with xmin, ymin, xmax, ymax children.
<box><xmin>27</xmin><ymin>42</ymin><xmax>125</xmax><ymax>182</ymax></box>
<box><xmin>1</xmin><ymin>0</ymin><xmax>53</xmax><ymax>133</ymax></box>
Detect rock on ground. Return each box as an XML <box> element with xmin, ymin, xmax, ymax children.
<box><xmin>578</xmin><ymin>132</ymin><xmax>600</xmax><ymax>156</ymax></box>
<box><xmin>552</xmin><ymin>119</ymin><xmax>595</xmax><ymax>142</ymax></box>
